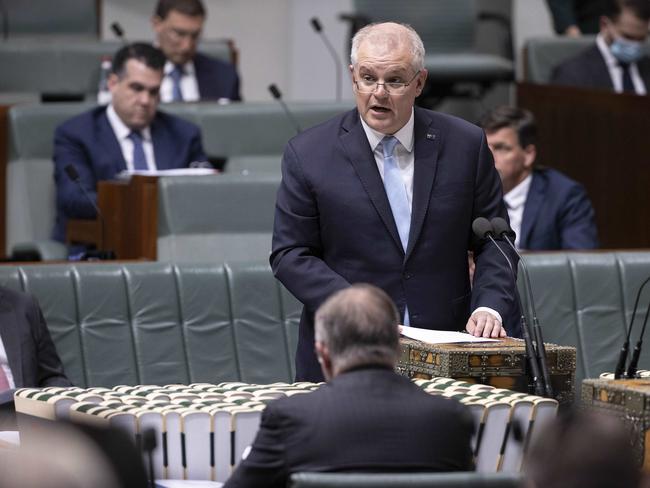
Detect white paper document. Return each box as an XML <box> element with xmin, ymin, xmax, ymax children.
<box><xmin>116</xmin><ymin>168</ymin><xmax>218</xmax><ymax>179</ymax></box>
<box><xmin>400</xmin><ymin>326</ymin><xmax>498</xmax><ymax>344</ymax></box>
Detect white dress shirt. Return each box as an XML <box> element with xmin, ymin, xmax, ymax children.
<box><xmin>359</xmin><ymin>110</ymin><xmax>502</xmax><ymax>325</ymax></box>
<box><xmin>160</xmin><ymin>60</ymin><xmax>201</xmax><ymax>103</ymax></box>
<box><xmin>503</xmin><ymin>173</ymin><xmax>533</xmax><ymax>249</ymax></box>
<box><xmin>0</xmin><ymin>335</ymin><xmax>16</xmax><ymax>389</ymax></box>
<box><xmin>106</xmin><ymin>104</ymin><xmax>157</xmax><ymax>171</ymax></box>
<box><xmin>596</xmin><ymin>34</ymin><xmax>647</xmax><ymax>95</ymax></box>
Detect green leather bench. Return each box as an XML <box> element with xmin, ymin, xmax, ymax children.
<box><xmin>0</xmin><ymin>40</ymin><xmax>234</xmax><ymax>99</ymax></box>
<box><xmin>5</xmin><ymin>101</ymin><xmax>351</xmax><ymax>256</ymax></box>
<box><xmin>290</xmin><ymin>472</ymin><xmax>522</xmax><ymax>488</ymax></box>
<box><xmin>0</xmin><ymin>252</ymin><xmax>649</xmax><ymax>390</ymax></box>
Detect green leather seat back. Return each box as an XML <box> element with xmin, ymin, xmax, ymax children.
<box><xmin>0</xmin><ymin>262</ymin><xmax>298</xmax><ymax>388</ymax></box>
<box><xmin>5</xmin><ymin>0</ymin><xmax>98</xmax><ymax>37</ymax></box>
<box><xmin>157</xmin><ymin>174</ymin><xmax>280</xmax><ymax>263</ymax></box>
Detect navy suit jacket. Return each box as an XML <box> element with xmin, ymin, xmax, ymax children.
<box><xmin>551</xmin><ymin>45</ymin><xmax>650</xmax><ymax>92</ymax></box>
<box><xmin>52</xmin><ymin>105</ymin><xmax>207</xmax><ymax>242</ymax></box>
<box><xmin>224</xmin><ymin>367</ymin><xmax>474</xmax><ymax>488</ymax></box>
<box><xmin>271</xmin><ymin>107</ymin><xmax>520</xmax><ymax>382</ymax></box>
<box><xmin>194</xmin><ymin>52</ymin><xmax>241</xmax><ymax>101</ymax></box>
<box><xmin>519</xmin><ymin>168</ymin><xmax>599</xmax><ymax>250</ymax></box>
<box><xmin>0</xmin><ymin>287</ymin><xmax>71</xmax><ymax>390</ymax></box>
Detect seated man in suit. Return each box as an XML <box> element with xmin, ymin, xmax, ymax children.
<box><xmin>551</xmin><ymin>0</ymin><xmax>650</xmax><ymax>94</ymax></box>
<box><xmin>0</xmin><ymin>286</ymin><xmax>72</xmax><ymax>428</ymax></box>
<box><xmin>152</xmin><ymin>0</ymin><xmax>241</xmax><ymax>102</ymax></box>
<box><xmin>53</xmin><ymin>43</ymin><xmax>209</xmax><ymax>243</ymax></box>
<box><xmin>479</xmin><ymin>106</ymin><xmax>599</xmax><ymax>250</ymax></box>
<box><xmin>224</xmin><ymin>284</ymin><xmax>474</xmax><ymax>488</ymax></box>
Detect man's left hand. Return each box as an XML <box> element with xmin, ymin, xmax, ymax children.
<box><xmin>466</xmin><ymin>311</ymin><xmax>506</xmax><ymax>338</ymax></box>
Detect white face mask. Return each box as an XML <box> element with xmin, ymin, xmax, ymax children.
<box><xmin>610</xmin><ymin>36</ymin><xmax>645</xmax><ymax>64</ymax></box>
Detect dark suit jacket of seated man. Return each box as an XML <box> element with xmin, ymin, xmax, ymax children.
<box><xmin>271</xmin><ymin>22</ymin><xmax>520</xmax><ymax>382</ymax></box>
<box><xmin>52</xmin><ymin>42</ymin><xmax>208</xmax><ymax>243</ymax></box>
<box><xmin>479</xmin><ymin>105</ymin><xmax>599</xmax><ymax>251</ymax></box>
<box><xmin>223</xmin><ymin>285</ymin><xmax>475</xmax><ymax>488</ymax></box>
<box><xmin>152</xmin><ymin>0</ymin><xmax>241</xmax><ymax>102</ymax></box>
<box><xmin>550</xmin><ymin>0</ymin><xmax>650</xmax><ymax>94</ymax></box>
<box><xmin>0</xmin><ymin>286</ymin><xmax>72</xmax><ymax>428</ymax></box>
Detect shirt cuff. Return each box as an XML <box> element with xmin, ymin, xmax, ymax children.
<box><xmin>472</xmin><ymin>307</ymin><xmax>502</xmax><ymax>324</ymax></box>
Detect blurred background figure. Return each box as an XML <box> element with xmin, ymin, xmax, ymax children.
<box><xmin>546</xmin><ymin>0</ymin><xmax>609</xmax><ymax>36</ymax></box>
<box><xmin>524</xmin><ymin>410</ymin><xmax>643</xmax><ymax>488</ymax></box>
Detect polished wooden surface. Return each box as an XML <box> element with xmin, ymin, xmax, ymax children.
<box><xmin>517</xmin><ymin>83</ymin><xmax>650</xmax><ymax>248</ymax></box>
<box><xmin>67</xmin><ymin>175</ymin><xmax>158</xmax><ymax>260</ymax></box>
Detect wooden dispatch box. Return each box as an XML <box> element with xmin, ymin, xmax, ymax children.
<box><xmin>397</xmin><ymin>337</ymin><xmax>576</xmax><ymax>405</ymax></box>
<box><xmin>582</xmin><ymin>378</ymin><xmax>650</xmax><ymax>470</ymax></box>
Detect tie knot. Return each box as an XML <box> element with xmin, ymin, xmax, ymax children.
<box><xmin>381</xmin><ymin>136</ymin><xmax>399</xmax><ymax>158</ymax></box>
<box><xmin>170</xmin><ymin>64</ymin><xmax>184</xmax><ymax>81</ymax></box>
<box><xmin>128</xmin><ymin>130</ymin><xmax>143</xmax><ymax>143</ymax></box>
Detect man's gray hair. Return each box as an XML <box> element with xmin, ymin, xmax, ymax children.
<box><xmin>315</xmin><ymin>284</ymin><xmax>400</xmax><ymax>373</ymax></box>
<box><xmin>350</xmin><ymin>22</ymin><xmax>425</xmax><ymax>73</ymax></box>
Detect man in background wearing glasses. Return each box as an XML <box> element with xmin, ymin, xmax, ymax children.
<box><xmin>271</xmin><ymin>22</ymin><xmax>518</xmax><ymax>383</ymax></box>
<box><xmin>152</xmin><ymin>0</ymin><xmax>241</xmax><ymax>102</ymax></box>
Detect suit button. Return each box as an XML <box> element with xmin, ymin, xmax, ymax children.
<box><xmin>404</xmin><ymin>273</ymin><xmax>412</xmax><ymax>280</ymax></box>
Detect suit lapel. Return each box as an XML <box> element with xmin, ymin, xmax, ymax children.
<box><xmin>405</xmin><ymin>109</ymin><xmax>440</xmax><ymax>261</ymax></box>
<box><xmin>0</xmin><ymin>291</ymin><xmax>23</xmax><ymax>387</ymax></box>
<box><xmin>98</xmin><ymin>110</ymin><xmax>128</xmax><ymax>172</ymax></box>
<box><xmin>520</xmin><ymin>171</ymin><xmax>545</xmax><ymax>249</ymax></box>
<box><xmin>339</xmin><ymin>111</ymin><xmax>403</xmax><ymax>253</ymax></box>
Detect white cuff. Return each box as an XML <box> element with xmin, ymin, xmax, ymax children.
<box><xmin>472</xmin><ymin>307</ymin><xmax>502</xmax><ymax>324</ymax></box>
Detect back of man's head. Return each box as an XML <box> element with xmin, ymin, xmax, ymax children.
<box><xmin>111</xmin><ymin>43</ymin><xmax>166</xmax><ymax>77</ymax></box>
<box><xmin>314</xmin><ymin>284</ymin><xmax>400</xmax><ymax>378</ymax></box>
<box><xmin>603</xmin><ymin>0</ymin><xmax>650</xmax><ymax>21</ymax></box>
<box><xmin>155</xmin><ymin>0</ymin><xmax>205</xmax><ymax>19</ymax></box>
<box><xmin>478</xmin><ymin>105</ymin><xmax>537</xmax><ymax>148</ymax></box>
<box><xmin>525</xmin><ymin>410</ymin><xmax>641</xmax><ymax>488</ymax></box>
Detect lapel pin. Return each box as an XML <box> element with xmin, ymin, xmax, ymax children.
<box><xmin>426</xmin><ymin>133</ymin><xmax>436</xmax><ymax>140</ymax></box>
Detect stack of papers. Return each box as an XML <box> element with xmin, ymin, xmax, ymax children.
<box><xmin>400</xmin><ymin>326</ymin><xmax>498</xmax><ymax>344</ymax></box>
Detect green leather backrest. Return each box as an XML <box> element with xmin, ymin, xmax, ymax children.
<box><xmin>0</xmin><ymin>262</ymin><xmax>301</xmax><ymax>388</ymax></box>
<box><xmin>157</xmin><ymin>174</ymin><xmax>280</xmax><ymax>262</ymax></box>
<box><xmin>521</xmin><ymin>252</ymin><xmax>650</xmax><ymax>386</ymax></box>
<box><xmin>0</xmin><ymin>40</ymin><xmax>233</xmax><ymax>95</ymax></box>
<box><xmin>290</xmin><ymin>472</ymin><xmax>522</xmax><ymax>488</ymax></box>
<box><xmin>4</xmin><ymin>0</ymin><xmax>98</xmax><ymax>37</ymax></box>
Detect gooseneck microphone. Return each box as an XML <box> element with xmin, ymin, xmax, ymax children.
<box><xmin>309</xmin><ymin>17</ymin><xmax>342</xmax><ymax>101</ymax></box>
<box><xmin>64</xmin><ymin>164</ymin><xmax>115</xmax><ymax>260</ymax></box>
<box><xmin>472</xmin><ymin>217</ymin><xmax>545</xmax><ymax>397</ymax></box>
<box><xmin>268</xmin><ymin>84</ymin><xmax>302</xmax><ymax>134</ymax></box>
<box><xmin>624</xmin><ymin>276</ymin><xmax>650</xmax><ymax>378</ymax></box>
<box><xmin>613</xmin><ymin>275</ymin><xmax>650</xmax><ymax>378</ymax></box>
<box><xmin>491</xmin><ymin>217</ymin><xmax>553</xmax><ymax>397</ymax></box>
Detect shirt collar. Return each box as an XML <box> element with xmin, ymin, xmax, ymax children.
<box><xmin>596</xmin><ymin>32</ymin><xmax>631</xmax><ymax>69</ymax></box>
<box><xmin>106</xmin><ymin>104</ymin><xmax>152</xmax><ymax>141</ymax></box>
<box><xmin>360</xmin><ymin>108</ymin><xmax>415</xmax><ymax>153</ymax></box>
<box><xmin>164</xmin><ymin>60</ymin><xmax>195</xmax><ymax>76</ymax></box>
<box><xmin>503</xmin><ymin>173</ymin><xmax>533</xmax><ymax>210</ymax></box>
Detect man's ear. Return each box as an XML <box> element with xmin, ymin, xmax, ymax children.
<box><xmin>107</xmin><ymin>73</ymin><xmax>119</xmax><ymax>93</ymax></box>
<box><xmin>315</xmin><ymin>340</ymin><xmax>332</xmax><ymax>380</ymax></box>
<box><xmin>523</xmin><ymin>144</ymin><xmax>537</xmax><ymax>169</ymax></box>
<box><xmin>152</xmin><ymin>15</ymin><xmax>163</xmax><ymax>33</ymax></box>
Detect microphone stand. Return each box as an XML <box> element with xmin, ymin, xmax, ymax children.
<box><xmin>626</xmin><ymin>299</ymin><xmax>650</xmax><ymax>378</ymax></box>
<box><xmin>615</xmin><ymin>276</ymin><xmax>650</xmax><ymax>378</ymax></box>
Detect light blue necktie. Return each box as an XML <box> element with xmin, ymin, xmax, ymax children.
<box><xmin>381</xmin><ymin>135</ymin><xmax>411</xmax><ymax>325</ymax></box>
<box><xmin>128</xmin><ymin>131</ymin><xmax>148</xmax><ymax>170</ymax></box>
<box><xmin>170</xmin><ymin>65</ymin><xmax>184</xmax><ymax>102</ymax></box>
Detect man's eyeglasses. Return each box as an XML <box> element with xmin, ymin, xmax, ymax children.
<box><xmin>353</xmin><ymin>71</ymin><xmax>421</xmax><ymax>95</ymax></box>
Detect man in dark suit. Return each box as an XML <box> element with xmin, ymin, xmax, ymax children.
<box><xmin>0</xmin><ymin>286</ymin><xmax>71</xmax><ymax>428</ymax></box>
<box><xmin>479</xmin><ymin>106</ymin><xmax>598</xmax><ymax>250</ymax></box>
<box><xmin>152</xmin><ymin>0</ymin><xmax>241</xmax><ymax>102</ymax></box>
<box><xmin>551</xmin><ymin>0</ymin><xmax>650</xmax><ymax>94</ymax></box>
<box><xmin>53</xmin><ymin>43</ymin><xmax>208</xmax><ymax>243</ymax></box>
<box><xmin>271</xmin><ymin>23</ymin><xmax>518</xmax><ymax>383</ymax></box>
<box><xmin>546</xmin><ymin>0</ymin><xmax>609</xmax><ymax>36</ymax></box>
<box><xmin>224</xmin><ymin>285</ymin><xmax>474</xmax><ymax>487</ymax></box>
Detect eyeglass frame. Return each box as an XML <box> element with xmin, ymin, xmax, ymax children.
<box><xmin>352</xmin><ymin>70</ymin><xmax>422</xmax><ymax>95</ymax></box>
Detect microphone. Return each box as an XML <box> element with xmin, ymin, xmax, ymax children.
<box><xmin>64</xmin><ymin>164</ymin><xmax>115</xmax><ymax>260</ymax></box>
<box><xmin>472</xmin><ymin>217</ymin><xmax>545</xmax><ymax>397</ymax></box>
<box><xmin>309</xmin><ymin>17</ymin><xmax>342</xmax><ymax>101</ymax></box>
<box><xmin>110</xmin><ymin>22</ymin><xmax>128</xmax><ymax>43</ymax></box>
<box><xmin>625</xmin><ymin>277</ymin><xmax>650</xmax><ymax>378</ymax></box>
<box><xmin>491</xmin><ymin>217</ymin><xmax>553</xmax><ymax>397</ymax></box>
<box><xmin>268</xmin><ymin>84</ymin><xmax>302</xmax><ymax>134</ymax></box>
